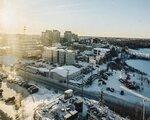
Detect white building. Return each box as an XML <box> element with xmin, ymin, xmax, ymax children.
<box><xmin>93</xmin><ymin>48</ymin><xmax>110</xmax><ymax>57</ymax></box>
<box><xmin>66</xmin><ymin>50</ymin><xmax>76</xmax><ymax>65</ymax></box>
<box><xmin>42</xmin><ymin>46</ymin><xmax>53</xmax><ymax>61</ymax></box>
<box><xmin>42</xmin><ymin>47</ymin><xmax>76</xmax><ymax>65</ymax></box>
<box><xmin>50</xmin><ymin>65</ymin><xmax>81</xmax><ymax>81</ymax></box>
<box><xmin>58</xmin><ymin>49</ymin><xmax>66</xmax><ymax>65</ymax></box>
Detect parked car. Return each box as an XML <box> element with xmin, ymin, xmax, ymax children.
<box><xmin>28</xmin><ymin>86</ymin><xmax>39</xmax><ymax>94</ymax></box>
<box><xmin>106</xmin><ymin>87</ymin><xmax>115</xmax><ymax>92</ymax></box>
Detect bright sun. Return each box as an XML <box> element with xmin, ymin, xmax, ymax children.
<box><xmin>0</xmin><ymin>0</ymin><xmax>18</xmax><ymax>33</ymax></box>
<box><xmin>1</xmin><ymin>9</ymin><xmax>16</xmax><ymax>28</ymax></box>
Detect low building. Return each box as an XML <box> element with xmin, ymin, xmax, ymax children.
<box><xmin>93</xmin><ymin>48</ymin><xmax>110</xmax><ymax>56</ymax></box>
<box><xmin>50</xmin><ymin>66</ymin><xmax>81</xmax><ymax>81</ymax></box>
<box><xmin>26</xmin><ymin>66</ymin><xmax>49</xmax><ymax>77</ymax></box>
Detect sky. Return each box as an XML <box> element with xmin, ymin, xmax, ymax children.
<box><xmin>0</xmin><ymin>0</ymin><xmax>150</xmax><ymax>38</ymax></box>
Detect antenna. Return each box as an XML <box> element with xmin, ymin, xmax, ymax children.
<box><xmin>24</xmin><ymin>26</ymin><xmax>26</xmax><ymax>35</ymax></box>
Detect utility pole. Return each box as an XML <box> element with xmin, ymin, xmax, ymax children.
<box><xmin>24</xmin><ymin>26</ymin><xmax>26</xmax><ymax>35</ymax></box>
<box><xmin>23</xmin><ymin>26</ymin><xmax>27</xmax><ymax>81</ymax></box>
<box><xmin>143</xmin><ymin>99</ymin><xmax>145</xmax><ymax>120</ymax></box>
<box><xmin>99</xmin><ymin>86</ymin><xmax>104</xmax><ymax>107</ymax></box>
<box><xmin>81</xmin><ymin>74</ymin><xmax>84</xmax><ymax>98</ymax></box>
<box><xmin>66</xmin><ymin>69</ymin><xmax>70</xmax><ymax>89</ymax></box>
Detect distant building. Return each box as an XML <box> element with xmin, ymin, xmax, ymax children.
<box><xmin>12</xmin><ymin>34</ymin><xmax>42</xmax><ymax>58</ymax></box>
<box><xmin>93</xmin><ymin>48</ymin><xmax>110</xmax><ymax>63</ymax></box>
<box><xmin>64</xmin><ymin>31</ymin><xmax>78</xmax><ymax>42</ymax></box>
<box><xmin>64</xmin><ymin>31</ymin><xmax>72</xmax><ymax>42</ymax></box>
<box><xmin>41</xmin><ymin>30</ymin><xmax>60</xmax><ymax>46</ymax></box>
<box><xmin>93</xmin><ymin>48</ymin><xmax>110</xmax><ymax>57</ymax></box>
<box><xmin>53</xmin><ymin>30</ymin><xmax>61</xmax><ymax>43</ymax></box>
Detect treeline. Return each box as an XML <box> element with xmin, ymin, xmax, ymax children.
<box><xmin>107</xmin><ymin>39</ymin><xmax>150</xmax><ymax>49</ymax></box>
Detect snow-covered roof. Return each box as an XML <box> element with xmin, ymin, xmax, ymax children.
<box><xmin>38</xmin><ymin>67</ymin><xmax>49</xmax><ymax>73</ymax></box>
<box><xmin>27</xmin><ymin>66</ymin><xmax>49</xmax><ymax>73</ymax></box>
<box><xmin>44</xmin><ymin>46</ymin><xmax>57</xmax><ymax>50</ymax></box>
<box><xmin>50</xmin><ymin>65</ymin><xmax>80</xmax><ymax>77</ymax></box>
<box><xmin>93</xmin><ymin>48</ymin><xmax>110</xmax><ymax>52</ymax></box>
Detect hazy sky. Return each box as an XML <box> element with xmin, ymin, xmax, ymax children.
<box><xmin>0</xmin><ymin>0</ymin><xmax>150</xmax><ymax>38</ymax></box>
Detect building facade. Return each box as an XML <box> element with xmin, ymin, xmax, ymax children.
<box><xmin>42</xmin><ymin>47</ymin><xmax>76</xmax><ymax>65</ymax></box>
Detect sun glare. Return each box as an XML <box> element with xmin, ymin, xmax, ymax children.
<box><xmin>0</xmin><ymin>1</ymin><xmax>17</xmax><ymax>33</ymax></box>
<box><xmin>2</xmin><ymin>9</ymin><xmax>16</xmax><ymax>28</ymax></box>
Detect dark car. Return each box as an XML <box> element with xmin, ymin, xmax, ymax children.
<box><xmin>28</xmin><ymin>85</ymin><xmax>39</xmax><ymax>94</ymax></box>
<box><xmin>106</xmin><ymin>87</ymin><xmax>115</xmax><ymax>92</ymax></box>
<box><xmin>119</xmin><ymin>78</ymin><xmax>126</xmax><ymax>83</ymax></box>
<box><xmin>28</xmin><ymin>87</ymin><xmax>39</xmax><ymax>94</ymax></box>
<box><xmin>101</xmin><ymin>73</ymin><xmax>108</xmax><ymax>80</ymax></box>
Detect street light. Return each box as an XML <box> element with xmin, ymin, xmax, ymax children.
<box><xmin>120</xmin><ymin>85</ymin><xmax>150</xmax><ymax>120</ymax></box>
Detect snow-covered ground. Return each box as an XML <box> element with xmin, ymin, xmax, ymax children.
<box><xmin>73</xmin><ymin>61</ymin><xmax>150</xmax><ymax>110</ymax></box>
<box><xmin>126</xmin><ymin>59</ymin><xmax>150</xmax><ymax>75</ymax></box>
<box><xmin>138</xmin><ymin>48</ymin><xmax>150</xmax><ymax>54</ymax></box>
<box><xmin>0</xmin><ymin>80</ymin><xmax>61</xmax><ymax>120</ymax></box>
<box><xmin>0</xmin><ymin>55</ymin><xmax>17</xmax><ymax>66</ymax></box>
<box><xmin>0</xmin><ymin>82</ymin><xmax>19</xmax><ymax>119</ymax></box>
<box><xmin>22</xmin><ymin>85</ymin><xmax>60</xmax><ymax>120</ymax></box>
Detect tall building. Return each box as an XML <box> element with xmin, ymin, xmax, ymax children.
<box><xmin>58</xmin><ymin>49</ymin><xmax>66</xmax><ymax>65</ymax></box>
<box><xmin>41</xmin><ymin>30</ymin><xmax>60</xmax><ymax>46</ymax></box>
<box><xmin>66</xmin><ymin>50</ymin><xmax>76</xmax><ymax>65</ymax></box>
<box><xmin>12</xmin><ymin>34</ymin><xmax>42</xmax><ymax>58</ymax></box>
<box><xmin>64</xmin><ymin>31</ymin><xmax>72</xmax><ymax>42</ymax></box>
<box><xmin>52</xmin><ymin>30</ymin><xmax>60</xmax><ymax>43</ymax></box>
<box><xmin>42</xmin><ymin>47</ymin><xmax>75</xmax><ymax>65</ymax></box>
<box><xmin>64</xmin><ymin>31</ymin><xmax>78</xmax><ymax>42</ymax></box>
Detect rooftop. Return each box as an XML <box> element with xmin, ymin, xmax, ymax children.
<box><xmin>50</xmin><ymin>66</ymin><xmax>80</xmax><ymax>77</ymax></box>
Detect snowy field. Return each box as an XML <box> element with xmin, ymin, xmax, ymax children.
<box><xmin>0</xmin><ymin>81</ymin><xmax>61</xmax><ymax>120</ymax></box>
<box><xmin>138</xmin><ymin>48</ymin><xmax>150</xmax><ymax>54</ymax></box>
<box><xmin>0</xmin><ymin>82</ymin><xmax>19</xmax><ymax>119</ymax></box>
<box><xmin>75</xmin><ymin>60</ymin><xmax>150</xmax><ymax>111</ymax></box>
<box><xmin>126</xmin><ymin>59</ymin><xmax>150</xmax><ymax>75</ymax></box>
<box><xmin>22</xmin><ymin>85</ymin><xmax>60</xmax><ymax>120</ymax></box>
<box><xmin>0</xmin><ymin>55</ymin><xmax>17</xmax><ymax>66</ymax></box>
